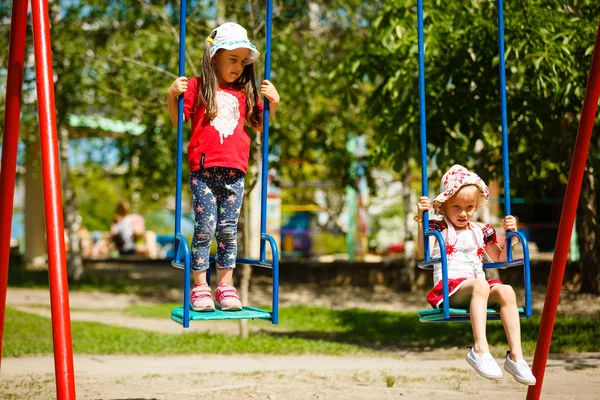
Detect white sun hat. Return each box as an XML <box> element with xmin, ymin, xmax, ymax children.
<box><xmin>208</xmin><ymin>22</ymin><xmax>260</xmax><ymax>65</ymax></box>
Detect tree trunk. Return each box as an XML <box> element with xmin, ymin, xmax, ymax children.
<box><xmin>59</xmin><ymin>125</ymin><xmax>84</xmax><ymax>281</ymax></box>
<box><xmin>577</xmin><ymin>157</ymin><xmax>599</xmax><ymax>294</ymax></box>
<box><xmin>217</xmin><ymin>0</ymin><xmax>226</xmax><ymax>25</ymax></box>
<box><xmin>400</xmin><ymin>161</ymin><xmax>417</xmax><ymax>291</ymax></box>
<box><xmin>24</xmin><ymin>135</ymin><xmax>47</xmax><ymax>268</ymax></box>
<box><xmin>238</xmin><ymin>196</ymin><xmax>251</xmax><ymax>339</ymax></box>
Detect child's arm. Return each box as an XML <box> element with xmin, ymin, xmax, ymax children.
<box><xmin>484</xmin><ymin>215</ymin><xmax>518</xmax><ymax>262</ymax></box>
<box><xmin>167</xmin><ymin>77</ymin><xmax>189</xmax><ymax>127</ymax></box>
<box><xmin>253</xmin><ymin>80</ymin><xmax>280</xmax><ymax>132</ymax></box>
<box><xmin>416</xmin><ymin>196</ymin><xmax>431</xmax><ymax>258</ymax></box>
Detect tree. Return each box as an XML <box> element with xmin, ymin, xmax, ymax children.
<box><xmin>220</xmin><ymin>0</ymin><xmax>384</xmax><ymax>334</ymax></box>
<box><xmin>1</xmin><ymin>0</ymin><xmax>215</xmax><ymax>277</ymax></box>
<box><xmin>231</xmin><ymin>0</ymin><xmax>383</xmax><ymax>214</ymax></box>
<box><xmin>339</xmin><ymin>0</ymin><xmax>600</xmax><ymax>293</ymax></box>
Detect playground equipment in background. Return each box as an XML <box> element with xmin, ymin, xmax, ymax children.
<box><xmin>279</xmin><ymin>204</ymin><xmax>352</xmax><ymax>258</ymax></box>
<box><xmin>168</xmin><ymin>0</ymin><xmax>279</xmax><ymax>327</ymax></box>
<box><xmin>281</xmin><ymin>210</ymin><xmax>313</xmax><ymax>258</ymax></box>
<box><xmin>415</xmin><ymin>0</ymin><xmax>531</xmax><ymax>323</ymax></box>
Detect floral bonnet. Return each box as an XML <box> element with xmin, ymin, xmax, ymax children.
<box><xmin>432</xmin><ymin>164</ymin><xmax>489</xmax><ymax>214</ymax></box>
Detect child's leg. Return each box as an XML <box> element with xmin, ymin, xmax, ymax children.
<box><xmin>214</xmin><ymin>169</ymin><xmax>245</xmax><ymax>283</ymax></box>
<box><xmin>491</xmin><ymin>284</ymin><xmax>536</xmax><ymax>385</ymax></box>
<box><xmin>213</xmin><ymin>168</ymin><xmax>245</xmax><ymax>310</ymax></box>
<box><xmin>454</xmin><ymin>279</ymin><xmax>503</xmax><ymax>380</ymax></box>
<box><xmin>189</xmin><ymin>170</ymin><xmax>218</xmax><ymax>285</ymax></box>
<box><xmin>450</xmin><ymin>279</ymin><xmax>491</xmax><ymax>354</ymax></box>
<box><xmin>490</xmin><ymin>284</ymin><xmax>523</xmax><ymax>360</ymax></box>
<box><xmin>192</xmin><ymin>270</ymin><xmax>209</xmax><ymax>285</ymax></box>
<box><xmin>218</xmin><ymin>268</ymin><xmax>234</xmax><ymax>285</ymax></box>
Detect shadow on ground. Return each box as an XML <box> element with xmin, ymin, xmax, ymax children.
<box><xmin>256</xmin><ymin>307</ymin><xmax>600</xmax><ymax>353</ymax></box>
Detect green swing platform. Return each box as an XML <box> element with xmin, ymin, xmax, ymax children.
<box><xmin>171</xmin><ymin>306</ymin><xmax>272</xmax><ymax>324</ymax></box>
<box><xmin>417</xmin><ymin>307</ymin><xmax>527</xmax><ymax>322</ymax></box>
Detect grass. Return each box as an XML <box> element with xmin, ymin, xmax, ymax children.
<box><xmin>7</xmin><ymin>262</ymin><xmax>599</xmax><ymax>357</ymax></box>
<box><xmin>3</xmin><ymin>308</ymin><xmax>368</xmax><ymax>357</ymax></box>
<box><xmin>384</xmin><ymin>373</ymin><xmax>396</xmax><ymax>387</ymax></box>
<box><xmin>126</xmin><ymin>303</ymin><xmax>600</xmax><ymax>354</ymax></box>
<box><xmin>5</xmin><ymin>305</ymin><xmax>600</xmax><ymax>357</ymax></box>
<box><xmin>0</xmin><ymin>374</ymin><xmax>54</xmax><ymax>399</ymax></box>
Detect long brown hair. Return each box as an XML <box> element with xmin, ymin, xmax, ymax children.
<box><xmin>199</xmin><ymin>31</ymin><xmax>261</xmax><ymax>128</ymax></box>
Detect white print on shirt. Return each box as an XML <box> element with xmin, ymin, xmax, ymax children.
<box><xmin>429</xmin><ymin>227</ymin><xmax>485</xmax><ymax>286</ymax></box>
<box><xmin>210</xmin><ymin>90</ymin><xmax>240</xmax><ymax>144</ymax></box>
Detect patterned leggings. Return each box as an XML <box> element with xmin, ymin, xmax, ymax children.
<box><xmin>189</xmin><ymin>167</ymin><xmax>245</xmax><ymax>272</ymax></box>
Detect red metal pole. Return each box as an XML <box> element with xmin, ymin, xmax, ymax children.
<box><xmin>30</xmin><ymin>0</ymin><xmax>76</xmax><ymax>398</ymax></box>
<box><xmin>0</xmin><ymin>0</ymin><xmax>28</xmax><ymax>370</ymax></box>
<box><xmin>526</xmin><ymin>21</ymin><xmax>600</xmax><ymax>400</ymax></box>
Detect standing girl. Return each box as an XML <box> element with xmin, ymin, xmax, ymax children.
<box><xmin>416</xmin><ymin>164</ymin><xmax>536</xmax><ymax>385</ymax></box>
<box><xmin>167</xmin><ymin>22</ymin><xmax>280</xmax><ymax>312</ymax></box>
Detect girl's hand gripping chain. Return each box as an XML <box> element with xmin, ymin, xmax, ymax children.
<box><xmin>260</xmin><ymin>80</ymin><xmax>280</xmax><ymax>105</ymax></box>
<box><xmin>417</xmin><ymin>196</ymin><xmax>432</xmax><ymax>220</ymax></box>
<box><xmin>503</xmin><ymin>215</ymin><xmax>517</xmax><ymax>232</ymax></box>
<box><xmin>169</xmin><ymin>76</ymin><xmax>189</xmax><ymax>97</ymax></box>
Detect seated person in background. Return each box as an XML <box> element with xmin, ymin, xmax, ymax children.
<box><xmin>110</xmin><ymin>200</ymin><xmax>157</xmax><ymax>258</ymax></box>
<box><xmin>111</xmin><ymin>208</ymin><xmax>136</xmax><ymax>255</ymax></box>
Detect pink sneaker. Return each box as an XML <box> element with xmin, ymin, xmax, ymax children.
<box><xmin>190</xmin><ymin>283</ymin><xmax>215</xmax><ymax>312</ymax></box>
<box><xmin>216</xmin><ymin>283</ymin><xmax>242</xmax><ymax>311</ymax></box>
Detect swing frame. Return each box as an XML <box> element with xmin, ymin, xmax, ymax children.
<box><xmin>415</xmin><ymin>0</ymin><xmax>532</xmax><ymax>322</ymax></box>
<box><xmin>170</xmin><ymin>0</ymin><xmax>279</xmax><ymax>328</ymax></box>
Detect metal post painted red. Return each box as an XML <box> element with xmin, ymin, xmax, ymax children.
<box><xmin>0</xmin><ymin>0</ymin><xmax>28</xmax><ymax>369</ymax></box>
<box><xmin>30</xmin><ymin>0</ymin><xmax>76</xmax><ymax>398</ymax></box>
<box><xmin>526</xmin><ymin>21</ymin><xmax>600</xmax><ymax>400</ymax></box>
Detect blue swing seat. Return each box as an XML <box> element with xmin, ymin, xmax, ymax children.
<box><xmin>170</xmin><ymin>248</ymin><xmax>280</xmax><ymax>328</ymax></box>
<box><xmin>418</xmin><ymin>258</ymin><xmax>524</xmax><ymax>271</ymax></box>
<box><xmin>416</xmin><ymin>255</ymin><xmax>532</xmax><ymax>322</ymax></box>
<box><xmin>414</xmin><ymin>0</ymin><xmax>532</xmax><ymax>323</ymax></box>
<box><xmin>170</xmin><ymin>0</ymin><xmax>279</xmax><ymax>328</ymax></box>
<box><xmin>416</xmin><ymin>230</ymin><xmax>532</xmax><ymax>323</ymax></box>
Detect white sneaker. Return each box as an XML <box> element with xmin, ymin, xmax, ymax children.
<box><xmin>466</xmin><ymin>347</ymin><xmax>503</xmax><ymax>380</ymax></box>
<box><xmin>504</xmin><ymin>351</ymin><xmax>537</xmax><ymax>385</ymax></box>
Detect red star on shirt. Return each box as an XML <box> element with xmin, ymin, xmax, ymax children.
<box><xmin>477</xmin><ymin>247</ymin><xmax>484</xmax><ymax>260</ymax></box>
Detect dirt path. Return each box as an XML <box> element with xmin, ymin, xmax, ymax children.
<box><xmin>3</xmin><ymin>353</ymin><xmax>600</xmax><ymax>399</ymax></box>
<box><xmin>4</xmin><ymin>287</ymin><xmax>600</xmax><ymax>399</ymax></box>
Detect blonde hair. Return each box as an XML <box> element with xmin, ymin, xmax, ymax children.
<box><xmin>439</xmin><ymin>184</ymin><xmax>486</xmax><ymax>216</ymax></box>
